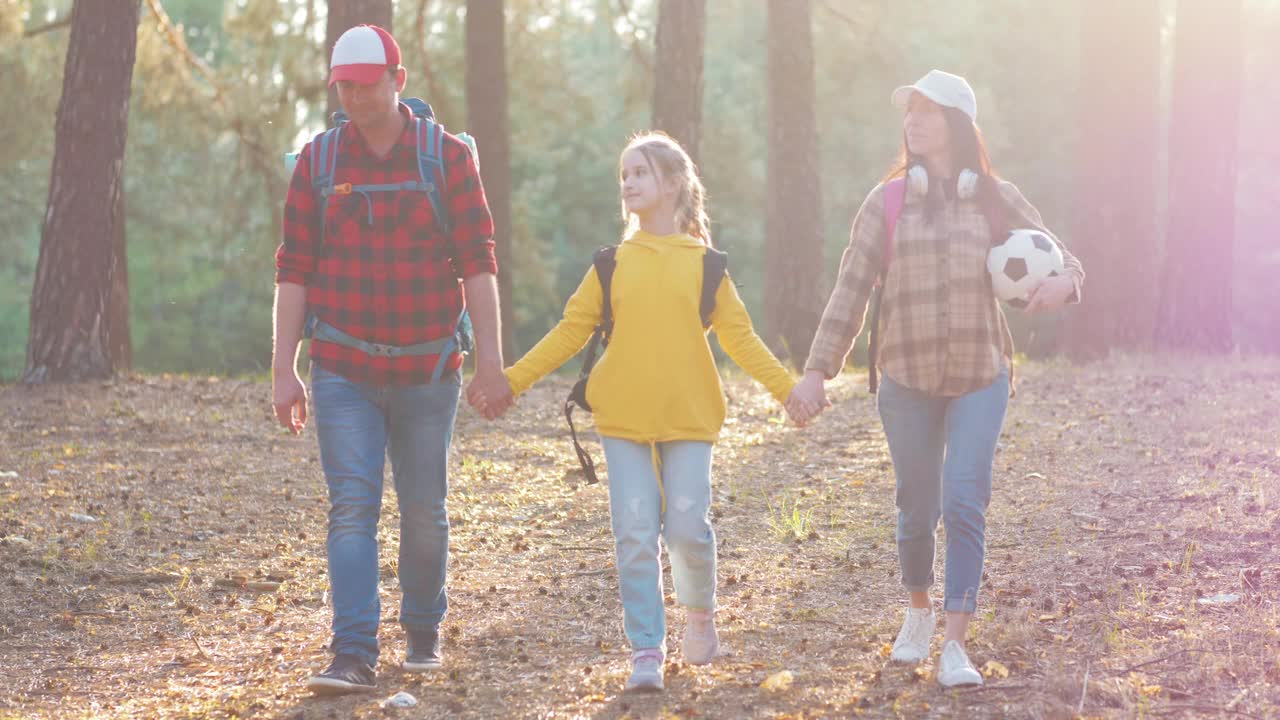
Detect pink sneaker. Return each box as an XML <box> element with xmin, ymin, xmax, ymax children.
<box><xmin>625</xmin><ymin>648</ymin><xmax>665</xmax><ymax>691</ymax></box>
<box><xmin>682</xmin><ymin>608</ymin><xmax>719</xmax><ymax>665</ymax></box>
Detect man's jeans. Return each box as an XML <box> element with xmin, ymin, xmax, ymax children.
<box><xmin>877</xmin><ymin>369</ymin><xmax>1009</xmax><ymax>614</ymax></box>
<box><xmin>311</xmin><ymin>365</ymin><xmax>460</xmax><ymax>665</ymax></box>
<box><xmin>600</xmin><ymin>437</ymin><xmax>716</xmax><ymax>651</ymax></box>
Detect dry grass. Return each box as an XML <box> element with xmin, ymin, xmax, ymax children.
<box><xmin>1</xmin><ymin>354</ymin><xmax>1278</xmax><ymax>719</ymax></box>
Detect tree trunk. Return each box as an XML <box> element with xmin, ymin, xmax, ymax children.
<box><xmin>764</xmin><ymin>0</ymin><xmax>823</xmax><ymax>367</ymax></box>
<box><xmin>24</xmin><ymin>0</ymin><xmax>139</xmax><ymax>384</ymax></box>
<box><xmin>325</xmin><ymin>0</ymin><xmax>393</xmax><ymax>125</ymax></box>
<box><xmin>1062</xmin><ymin>1</ymin><xmax>1162</xmax><ymax>361</ymax></box>
<box><xmin>1155</xmin><ymin>0</ymin><xmax>1242</xmax><ymax>352</ymax></box>
<box><xmin>651</xmin><ymin>0</ymin><xmax>705</xmax><ymax>164</ymax></box>
<box><xmin>466</xmin><ymin>0</ymin><xmax>516</xmax><ymax>360</ymax></box>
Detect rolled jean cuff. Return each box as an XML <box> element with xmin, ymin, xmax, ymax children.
<box><xmin>902</xmin><ymin>582</ymin><xmax>932</xmax><ymax>593</ymax></box>
<box><xmin>943</xmin><ymin>596</ymin><xmax>978</xmax><ymax>614</ymax></box>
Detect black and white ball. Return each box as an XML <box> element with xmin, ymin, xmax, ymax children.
<box><xmin>986</xmin><ymin>229</ymin><xmax>1065</xmax><ymax>308</ymax></box>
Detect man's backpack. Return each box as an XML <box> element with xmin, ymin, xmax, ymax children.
<box><xmin>309</xmin><ymin>97</ymin><xmax>476</xmax><ymax>237</ymax></box>
<box><xmin>865</xmin><ymin>177</ymin><xmax>1006</xmax><ymax>394</ymax></box>
<box><xmin>563</xmin><ymin>246</ymin><xmax>729</xmax><ymax>484</ymax></box>
<box><xmin>283</xmin><ymin>98</ymin><xmax>480</xmax><ymax>364</ymax></box>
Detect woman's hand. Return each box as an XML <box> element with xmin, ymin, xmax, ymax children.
<box><xmin>1024</xmin><ymin>275</ymin><xmax>1076</xmax><ymax>314</ymax></box>
<box><xmin>786</xmin><ymin>370</ymin><xmax>831</xmax><ymax>426</ymax></box>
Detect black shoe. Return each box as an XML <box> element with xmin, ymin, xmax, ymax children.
<box><xmin>402</xmin><ymin>626</ymin><xmax>443</xmax><ymax>672</ymax></box>
<box><xmin>306</xmin><ymin>653</ymin><xmax>377</xmax><ymax>695</ymax></box>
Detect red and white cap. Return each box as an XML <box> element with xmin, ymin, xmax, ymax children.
<box><xmin>328</xmin><ymin>24</ymin><xmax>401</xmax><ymax>86</ymax></box>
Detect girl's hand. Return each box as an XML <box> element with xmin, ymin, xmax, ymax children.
<box><xmin>787</xmin><ymin>371</ymin><xmax>830</xmax><ymax>426</ymax></box>
<box><xmin>1024</xmin><ymin>275</ymin><xmax>1076</xmax><ymax>314</ymax></box>
<box><xmin>466</xmin><ymin>369</ymin><xmax>514</xmax><ymax>421</ymax></box>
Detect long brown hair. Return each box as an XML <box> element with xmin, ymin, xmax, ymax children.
<box><xmin>883</xmin><ymin>107</ymin><xmax>1004</xmax><ymax>225</ymax></box>
<box><xmin>619</xmin><ymin>132</ymin><xmax>712</xmax><ymax>246</ymax></box>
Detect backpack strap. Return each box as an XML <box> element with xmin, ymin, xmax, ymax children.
<box><xmin>699</xmin><ymin>248</ymin><xmax>728</xmax><ymax>328</ymax></box>
<box><xmin>868</xmin><ymin>177</ymin><xmax>907</xmax><ymax>394</ymax></box>
<box><xmin>593</xmin><ymin>245</ymin><xmax>619</xmax><ymax>343</ymax></box>
<box><xmin>563</xmin><ymin>245</ymin><xmax>620</xmax><ymax>485</ymax></box>
<box><xmin>878</xmin><ymin>177</ymin><xmax>908</xmax><ymax>286</ymax></box>
<box><xmin>309</xmin><ymin>125</ymin><xmax>344</xmax><ymax>220</ymax></box>
<box><xmin>413</xmin><ymin>115</ymin><xmax>452</xmax><ymax>236</ymax></box>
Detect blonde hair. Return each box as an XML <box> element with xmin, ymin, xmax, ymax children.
<box><xmin>618</xmin><ymin>132</ymin><xmax>712</xmax><ymax>246</ymax></box>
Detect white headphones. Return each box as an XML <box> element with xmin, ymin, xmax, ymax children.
<box><xmin>907</xmin><ymin>164</ymin><xmax>979</xmax><ymax>200</ymax></box>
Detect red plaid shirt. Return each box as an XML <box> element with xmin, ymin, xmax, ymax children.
<box><xmin>276</xmin><ymin>102</ymin><xmax>497</xmax><ymax>385</ymax></box>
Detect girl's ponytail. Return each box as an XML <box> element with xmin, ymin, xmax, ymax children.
<box><xmin>682</xmin><ymin>179</ymin><xmax>712</xmax><ymax>246</ymax></box>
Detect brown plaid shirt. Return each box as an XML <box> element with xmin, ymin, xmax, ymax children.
<box><xmin>805</xmin><ymin>180</ymin><xmax>1084</xmax><ymax>397</ymax></box>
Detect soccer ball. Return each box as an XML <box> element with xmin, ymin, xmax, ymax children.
<box><xmin>986</xmin><ymin>229</ymin><xmax>1065</xmax><ymax>308</ymax></box>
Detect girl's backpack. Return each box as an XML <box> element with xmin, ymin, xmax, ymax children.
<box><xmin>564</xmin><ymin>246</ymin><xmax>729</xmax><ymax>484</ymax></box>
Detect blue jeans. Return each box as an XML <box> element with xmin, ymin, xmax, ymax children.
<box><xmin>310</xmin><ymin>364</ymin><xmax>460</xmax><ymax>665</ymax></box>
<box><xmin>877</xmin><ymin>369</ymin><xmax>1009</xmax><ymax>613</ymax></box>
<box><xmin>600</xmin><ymin>437</ymin><xmax>716</xmax><ymax>651</ymax></box>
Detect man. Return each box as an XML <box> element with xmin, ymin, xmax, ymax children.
<box><xmin>272</xmin><ymin>24</ymin><xmax>512</xmax><ymax>695</ymax></box>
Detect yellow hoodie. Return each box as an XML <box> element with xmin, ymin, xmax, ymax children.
<box><xmin>504</xmin><ymin>230</ymin><xmax>796</xmax><ymax>444</ymax></box>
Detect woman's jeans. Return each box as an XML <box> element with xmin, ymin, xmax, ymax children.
<box><xmin>311</xmin><ymin>365</ymin><xmax>460</xmax><ymax>665</ymax></box>
<box><xmin>600</xmin><ymin>437</ymin><xmax>716</xmax><ymax>651</ymax></box>
<box><xmin>877</xmin><ymin>369</ymin><xmax>1009</xmax><ymax>613</ymax></box>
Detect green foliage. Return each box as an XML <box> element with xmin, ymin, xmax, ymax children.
<box><xmin>1</xmin><ymin>0</ymin><xmax>1277</xmax><ymax>379</ymax></box>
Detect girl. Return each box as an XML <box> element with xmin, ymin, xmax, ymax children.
<box><xmin>472</xmin><ymin>132</ymin><xmax>810</xmax><ymax>691</ymax></box>
<box><xmin>790</xmin><ymin>70</ymin><xmax>1084</xmax><ymax>687</ymax></box>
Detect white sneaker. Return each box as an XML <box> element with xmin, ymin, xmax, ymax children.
<box><xmin>937</xmin><ymin>640</ymin><xmax>983</xmax><ymax>687</ymax></box>
<box><xmin>889</xmin><ymin>607</ymin><xmax>935</xmax><ymax>663</ymax></box>
<box><xmin>682</xmin><ymin>609</ymin><xmax>719</xmax><ymax>665</ymax></box>
<box><xmin>625</xmin><ymin>649</ymin><xmax>664</xmax><ymax>692</ymax></box>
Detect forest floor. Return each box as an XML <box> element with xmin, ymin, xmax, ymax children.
<box><xmin>2</xmin><ymin>354</ymin><xmax>1279</xmax><ymax>719</ymax></box>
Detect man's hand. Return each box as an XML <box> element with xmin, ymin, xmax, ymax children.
<box><xmin>466</xmin><ymin>365</ymin><xmax>514</xmax><ymax>421</ymax></box>
<box><xmin>460</xmin><ymin>273</ymin><xmax>509</xmax><ymax>420</ymax></box>
<box><xmin>273</xmin><ymin>368</ymin><xmax>308</xmax><ymax>434</ymax></box>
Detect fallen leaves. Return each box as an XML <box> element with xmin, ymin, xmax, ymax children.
<box><xmin>4</xmin><ymin>360</ymin><xmax>1280</xmax><ymax>719</ymax></box>
<box><xmin>760</xmin><ymin>669</ymin><xmax>794</xmax><ymax>691</ymax></box>
<box><xmin>980</xmin><ymin>660</ymin><xmax>1010</xmax><ymax>679</ymax></box>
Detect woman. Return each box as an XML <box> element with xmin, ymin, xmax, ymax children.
<box><xmin>790</xmin><ymin>70</ymin><xmax>1083</xmax><ymax>687</ymax></box>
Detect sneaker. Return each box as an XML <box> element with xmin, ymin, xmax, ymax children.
<box><xmin>682</xmin><ymin>609</ymin><xmax>719</xmax><ymax>665</ymax></box>
<box><xmin>889</xmin><ymin>606</ymin><xmax>935</xmax><ymax>663</ymax></box>
<box><xmin>306</xmin><ymin>653</ymin><xmax>377</xmax><ymax>695</ymax></box>
<box><xmin>937</xmin><ymin>640</ymin><xmax>983</xmax><ymax>687</ymax></box>
<box><xmin>624</xmin><ymin>649</ymin><xmax>665</xmax><ymax>692</ymax></box>
<box><xmin>402</xmin><ymin>627</ymin><xmax>443</xmax><ymax>672</ymax></box>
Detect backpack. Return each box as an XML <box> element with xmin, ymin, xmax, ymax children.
<box><xmin>563</xmin><ymin>245</ymin><xmax>729</xmax><ymax>484</ymax></box>
<box><xmin>309</xmin><ymin>97</ymin><xmax>476</xmax><ymax>238</ymax></box>
<box><xmin>865</xmin><ymin>177</ymin><xmax>1006</xmax><ymax>393</ymax></box>
<box><xmin>283</xmin><ymin>99</ymin><xmax>480</xmax><ymax>367</ymax></box>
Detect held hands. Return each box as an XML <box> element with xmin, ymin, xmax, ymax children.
<box><xmin>466</xmin><ymin>363</ymin><xmax>515</xmax><ymax>421</ymax></box>
<box><xmin>785</xmin><ymin>370</ymin><xmax>831</xmax><ymax>427</ymax></box>
<box><xmin>1024</xmin><ymin>275</ymin><xmax>1076</xmax><ymax>315</ymax></box>
<box><xmin>272</xmin><ymin>368</ymin><xmax>308</xmax><ymax>435</ymax></box>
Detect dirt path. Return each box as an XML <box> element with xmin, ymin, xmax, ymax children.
<box><xmin>2</xmin><ymin>355</ymin><xmax>1278</xmax><ymax>719</ymax></box>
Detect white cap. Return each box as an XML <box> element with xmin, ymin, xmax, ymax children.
<box><xmin>891</xmin><ymin>70</ymin><xmax>977</xmax><ymax>122</ymax></box>
<box><xmin>328</xmin><ymin>25</ymin><xmax>401</xmax><ymax>86</ymax></box>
